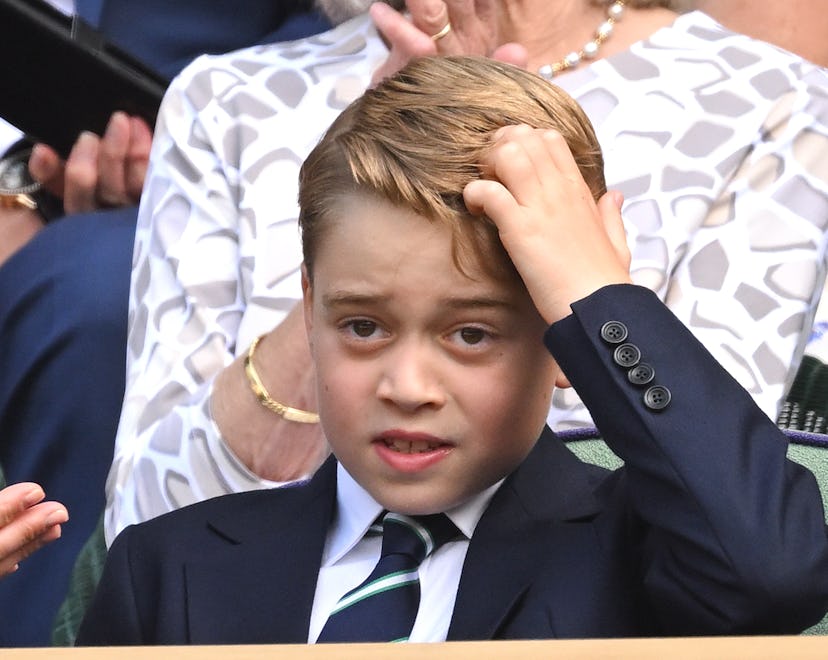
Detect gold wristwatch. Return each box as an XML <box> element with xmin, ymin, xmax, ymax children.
<box><xmin>0</xmin><ymin>149</ymin><xmax>41</xmax><ymax>210</ymax></box>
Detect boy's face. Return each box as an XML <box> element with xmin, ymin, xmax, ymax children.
<box><xmin>303</xmin><ymin>195</ymin><xmax>559</xmax><ymax>515</ymax></box>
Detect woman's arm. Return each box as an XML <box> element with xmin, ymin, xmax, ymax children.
<box><xmin>106</xmin><ymin>16</ymin><xmax>387</xmax><ymax>544</ymax></box>
<box><xmin>661</xmin><ymin>76</ymin><xmax>828</xmax><ymax>420</ymax></box>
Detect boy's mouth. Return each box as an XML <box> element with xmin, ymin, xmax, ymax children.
<box><xmin>383</xmin><ymin>438</ymin><xmax>444</xmax><ymax>454</ymax></box>
<box><xmin>376</xmin><ymin>431</ymin><xmax>451</xmax><ymax>455</ymax></box>
<box><xmin>374</xmin><ymin>431</ymin><xmax>453</xmax><ymax>473</ymax></box>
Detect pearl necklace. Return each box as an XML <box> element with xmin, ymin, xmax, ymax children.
<box><xmin>538</xmin><ymin>1</ymin><xmax>625</xmax><ymax>80</ymax></box>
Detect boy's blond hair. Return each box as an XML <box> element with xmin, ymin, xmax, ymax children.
<box><xmin>299</xmin><ymin>56</ymin><xmax>604</xmax><ymax>279</ymax></box>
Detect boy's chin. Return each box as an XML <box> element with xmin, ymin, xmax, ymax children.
<box><xmin>372</xmin><ymin>488</ymin><xmax>470</xmax><ymax>518</ymax></box>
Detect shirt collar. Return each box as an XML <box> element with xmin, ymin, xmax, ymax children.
<box><xmin>324</xmin><ymin>462</ymin><xmax>503</xmax><ymax>565</ymax></box>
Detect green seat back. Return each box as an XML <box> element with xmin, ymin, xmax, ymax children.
<box><xmin>51</xmin><ymin>515</ymin><xmax>106</xmax><ymax>646</ymax></box>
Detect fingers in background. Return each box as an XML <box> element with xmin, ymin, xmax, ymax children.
<box><xmin>0</xmin><ymin>495</ymin><xmax>68</xmax><ymax>577</ymax></box>
<box><xmin>62</xmin><ymin>131</ymin><xmax>101</xmax><ymax>213</ymax></box>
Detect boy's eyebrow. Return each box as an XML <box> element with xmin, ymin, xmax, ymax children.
<box><xmin>321</xmin><ymin>291</ymin><xmax>517</xmax><ymax>311</ymax></box>
<box><xmin>321</xmin><ymin>292</ymin><xmax>384</xmax><ymax>308</ymax></box>
<box><xmin>442</xmin><ymin>296</ymin><xmax>517</xmax><ymax>311</ymax></box>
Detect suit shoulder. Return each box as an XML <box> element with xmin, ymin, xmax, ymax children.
<box><xmin>113</xmin><ymin>477</ymin><xmax>324</xmax><ymax>549</ymax></box>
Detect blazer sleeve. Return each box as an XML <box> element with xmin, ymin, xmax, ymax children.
<box><xmin>544</xmin><ymin>283</ymin><xmax>828</xmax><ymax>634</ymax></box>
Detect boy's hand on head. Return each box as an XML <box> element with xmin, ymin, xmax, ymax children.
<box><xmin>463</xmin><ymin>125</ymin><xmax>631</xmax><ymax>325</ymax></box>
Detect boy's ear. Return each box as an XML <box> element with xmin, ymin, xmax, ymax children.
<box><xmin>546</xmin><ymin>354</ymin><xmax>570</xmax><ymax>389</ymax></box>
<box><xmin>301</xmin><ymin>263</ymin><xmax>314</xmax><ymax>344</ymax></box>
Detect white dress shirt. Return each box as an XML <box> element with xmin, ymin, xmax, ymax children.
<box><xmin>307</xmin><ymin>464</ymin><xmax>502</xmax><ymax>643</ymax></box>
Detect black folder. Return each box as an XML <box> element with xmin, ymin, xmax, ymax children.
<box><xmin>0</xmin><ymin>0</ymin><xmax>170</xmax><ymax>157</ymax></box>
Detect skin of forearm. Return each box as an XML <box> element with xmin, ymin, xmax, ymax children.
<box><xmin>211</xmin><ymin>303</ymin><xmax>330</xmax><ymax>482</ymax></box>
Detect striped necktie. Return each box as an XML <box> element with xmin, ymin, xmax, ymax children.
<box><xmin>317</xmin><ymin>511</ymin><xmax>459</xmax><ymax>643</ymax></box>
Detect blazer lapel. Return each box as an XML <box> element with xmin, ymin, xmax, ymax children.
<box><xmin>185</xmin><ymin>458</ymin><xmax>338</xmax><ymax>644</ymax></box>
<box><xmin>177</xmin><ymin>430</ymin><xmax>605</xmax><ymax>643</ymax></box>
<box><xmin>447</xmin><ymin>427</ymin><xmax>604</xmax><ymax>640</ymax></box>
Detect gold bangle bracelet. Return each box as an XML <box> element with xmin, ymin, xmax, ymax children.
<box><xmin>243</xmin><ymin>334</ymin><xmax>320</xmax><ymax>424</ymax></box>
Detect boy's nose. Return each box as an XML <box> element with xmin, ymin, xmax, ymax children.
<box><xmin>376</xmin><ymin>341</ymin><xmax>445</xmax><ymax>412</ymax></box>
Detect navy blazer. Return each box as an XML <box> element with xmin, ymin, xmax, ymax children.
<box><xmin>76</xmin><ymin>286</ymin><xmax>828</xmax><ymax>645</ymax></box>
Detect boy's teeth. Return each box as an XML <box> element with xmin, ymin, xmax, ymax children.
<box><xmin>388</xmin><ymin>439</ymin><xmax>436</xmax><ymax>453</ymax></box>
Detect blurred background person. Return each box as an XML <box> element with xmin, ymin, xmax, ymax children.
<box><xmin>0</xmin><ymin>0</ymin><xmax>333</xmax><ymax>646</ymax></box>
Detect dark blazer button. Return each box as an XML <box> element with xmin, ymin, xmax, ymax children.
<box><xmin>628</xmin><ymin>363</ymin><xmax>655</xmax><ymax>386</ymax></box>
<box><xmin>644</xmin><ymin>385</ymin><xmax>671</xmax><ymax>411</ymax></box>
<box><xmin>613</xmin><ymin>343</ymin><xmax>641</xmax><ymax>368</ymax></box>
<box><xmin>600</xmin><ymin>320</ymin><xmax>628</xmax><ymax>344</ymax></box>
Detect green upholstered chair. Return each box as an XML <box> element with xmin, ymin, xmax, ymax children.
<box><xmin>778</xmin><ymin>355</ymin><xmax>828</xmax><ymax>435</ymax></box>
<box><xmin>51</xmin><ymin>515</ymin><xmax>106</xmax><ymax>646</ymax></box>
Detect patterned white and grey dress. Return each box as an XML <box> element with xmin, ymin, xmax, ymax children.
<box><xmin>106</xmin><ymin>11</ymin><xmax>828</xmax><ymax>543</ymax></box>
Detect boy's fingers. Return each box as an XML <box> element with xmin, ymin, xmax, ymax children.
<box><xmin>541</xmin><ymin>129</ymin><xmax>582</xmax><ymax>179</ymax></box>
<box><xmin>522</xmin><ymin>129</ymin><xmax>567</xmax><ymax>193</ymax></box>
<box><xmin>486</xmin><ymin>127</ymin><xmax>550</xmax><ymax>203</ymax></box>
<box><xmin>597</xmin><ymin>190</ymin><xmax>631</xmax><ymax>270</ymax></box>
<box><xmin>463</xmin><ymin>179</ymin><xmax>517</xmax><ymax>225</ymax></box>
<box><xmin>540</xmin><ymin>129</ymin><xmax>598</xmax><ymax>207</ymax></box>
<box><xmin>489</xmin><ymin>127</ymin><xmax>590</xmax><ymax>214</ymax></box>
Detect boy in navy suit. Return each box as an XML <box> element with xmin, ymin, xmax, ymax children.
<box><xmin>76</xmin><ymin>56</ymin><xmax>828</xmax><ymax>645</ymax></box>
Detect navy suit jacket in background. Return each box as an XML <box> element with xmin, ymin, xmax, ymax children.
<box><xmin>79</xmin><ymin>0</ymin><xmax>330</xmax><ymax>77</ymax></box>
<box><xmin>75</xmin><ymin>286</ymin><xmax>828</xmax><ymax>645</ymax></box>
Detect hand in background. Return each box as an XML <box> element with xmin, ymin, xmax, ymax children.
<box><xmin>0</xmin><ymin>483</ymin><xmax>68</xmax><ymax>579</ymax></box>
<box><xmin>0</xmin><ymin>206</ymin><xmax>44</xmax><ymax>268</ymax></box>
<box><xmin>29</xmin><ymin>111</ymin><xmax>152</xmax><ymax>215</ymax></box>
<box><xmin>370</xmin><ymin>0</ymin><xmax>528</xmax><ymax>85</ymax></box>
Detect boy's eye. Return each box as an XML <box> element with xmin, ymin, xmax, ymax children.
<box><xmin>459</xmin><ymin>327</ymin><xmax>486</xmax><ymax>345</ymax></box>
<box><xmin>350</xmin><ymin>320</ymin><xmax>377</xmax><ymax>337</ymax></box>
